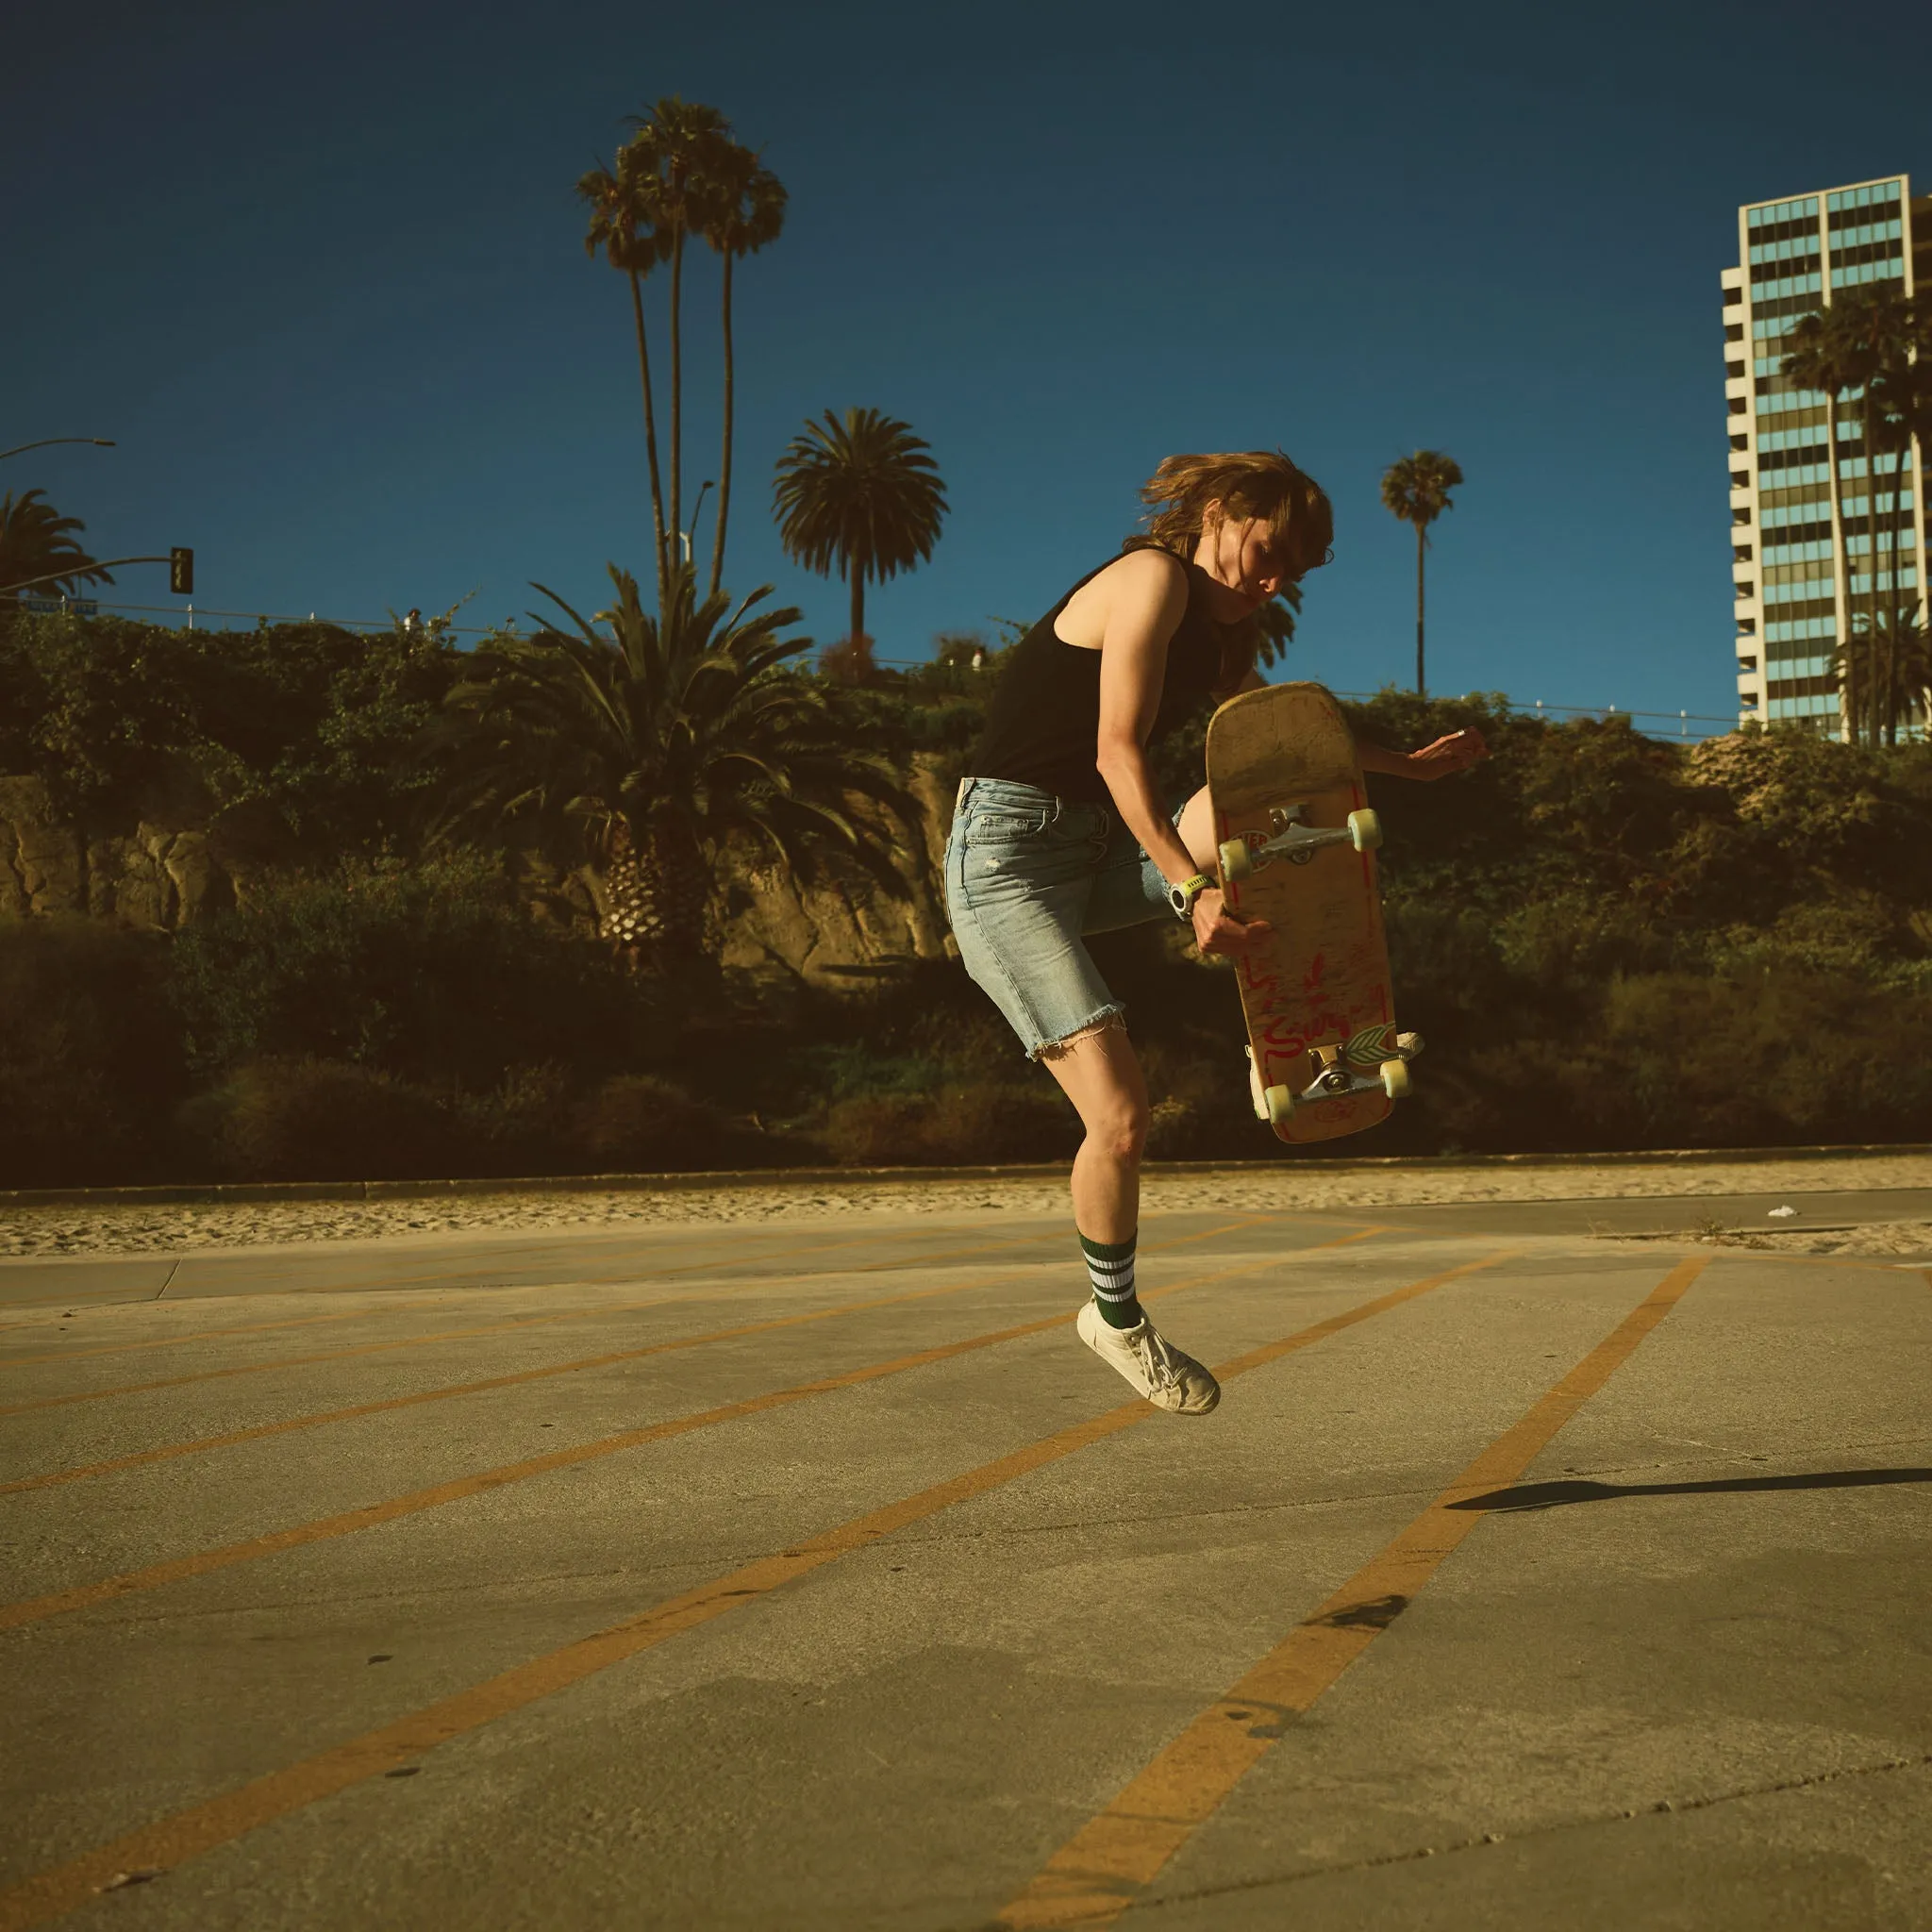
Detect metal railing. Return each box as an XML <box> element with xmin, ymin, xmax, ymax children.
<box><xmin>9</xmin><ymin>593</ymin><xmax>1746</xmax><ymax>739</ymax></box>
<box><xmin>5</xmin><ymin>595</ymin><xmax>505</xmax><ymax>639</ymax></box>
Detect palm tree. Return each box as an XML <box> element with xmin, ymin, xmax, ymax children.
<box><xmin>1253</xmin><ymin>582</ymin><xmax>1304</xmax><ymax>671</ymax></box>
<box><xmin>1893</xmin><ymin>605</ymin><xmax>1932</xmax><ymax>736</ymax></box>
<box><xmin>773</xmin><ymin>408</ymin><xmax>948</xmax><ymax>656</ymax></box>
<box><xmin>1837</xmin><ymin>289</ymin><xmax>1905</xmax><ymax>740</ymax></box>
<box><xmin>1868</xmin><ymin>600</ymin><xmax>1931</xmax><ymax>741</ymax></box>
<box><xmin>437</xmin><ymin>560</ymin><xmax>918</xmax><ymax>965</ymax></box>
<box><xmin>695</xmin><ymin>142</ymin><xmax>787</xmax><ymax>597</ymax></box>
<box><xmin>576</xmin><ymin>158</ymin><xmax>673</xmax><ymax>608</ymax></box>
<box><xmin>1379</xmin><ymin>451</ymin><xmax>1463</xmax><ymax>697</ymax></box>
<box><xmin>1784</xmin><ymin>299</ymin><xmax>1881</xmax><ymax>741</ymax></box>
<box><xmin>0</xmin><ymin>489</ymin><xmax>113</xmax><ymax>598</ymax></box>
<box><xmin>620</xmin><ymin>98</ymin><xmax>733</xmax><ymax>564</ymax></box>
<box><xmin>1863</xmin><ymin>292</ymin><xmax>1932</xmax><ymax>741</ymax></box>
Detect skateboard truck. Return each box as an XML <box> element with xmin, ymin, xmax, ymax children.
<box><xmin>1219</xmin><ymin>804</ymin><xmax>1381</xmax><ymax>882</ymax></box>
<box><xmin>1248</xmin><ymin>1031</ymin><xmax>1423</xmax><ymax>1124</ymax></box>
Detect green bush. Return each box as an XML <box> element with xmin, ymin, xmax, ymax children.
<box><xmin>818</xmin><ymin>1082</ymin><xmax>1077</xmax><ymax>1165</ymax></box>
<box><xmin>458</xmin><ymin>1062</ymin><xmax>579</xmax><ymax>1176</ymax></box>
<box><xmin>17</xmin><ymin>608</ymin><xmax>1932</xmax><ymax>1183</ymax></box>
<box><xmin>0</xmin><ymin>919</ymin><xmax>188</xmax><ymax>1186</ymax></box>
<box><xmin>167</xmin><ymin>856</ymin><xmax>653</xmax><ymax>1084</ymax></box>
<box><xmin>0</xmin><ymin>608</ymin><xmax>460</xmax><ymax>847</ymax></box>
<box><xmin>572</xmin><ymin>1074</ymin><xmax>739</xmax><ymax>1173</ymax></box>
<box><xmin>184</xmin><ymin>1058</ymin><xmax>468</xmax><ymax>1181</ymax></box>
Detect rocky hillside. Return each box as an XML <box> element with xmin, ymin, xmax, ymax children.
<box><xmin>0</xmin><ymin>757</ymin><xmax>961</xmax><ymax>988</ymax></box>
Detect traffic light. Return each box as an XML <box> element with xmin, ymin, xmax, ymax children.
<box><xmin>169</xmin><ymin>547</ymin><xmax>194</xmax><ymax>595</ymax></box>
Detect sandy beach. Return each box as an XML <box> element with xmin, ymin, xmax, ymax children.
<box><xmin>4</xmin><ymin>1152</ymin><xmax>1929</xmax><ymax>1258</ymax></box>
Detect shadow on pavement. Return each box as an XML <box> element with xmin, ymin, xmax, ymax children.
<box><xmin>1451</xmin><ymin>1467</ymin><xmax>1932</xmax><ymax>1511</ymax></box>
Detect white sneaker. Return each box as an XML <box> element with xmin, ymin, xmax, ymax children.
<box><xmin>1076</xmin><ymin>1303</ymin><xmax>1220</xmax><ymax>1414</ymax></box>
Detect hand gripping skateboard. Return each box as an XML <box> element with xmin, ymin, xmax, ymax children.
<box><xmin>1206</xmin><ymin>682</ymin><xmax>1421</xmax><ymax>1144</ymax></box>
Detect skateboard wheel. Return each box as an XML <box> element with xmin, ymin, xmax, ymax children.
<box><xmin>1219</xmin><ymin>838</ymin><xmax>1252</xmax><ymax>883</ymax></box>
<box><xmin>1247</xmin><ymin>1048</ymin><xmax>1268</xmax><ymax>1122</ymax></box>
<box><xmin>1380</xmin><ymin>1059</ymin><xmax>1411</xmax><ymax>1100</ymax></box>
<box><xmin>1263</xmin><ymin>1083</ymin><xmax>1295</xmax><ymax>1125</ymax></box>
<box><xmin>1348</xmin><ymin>808</ymin><xmax>1383</xmax><ymax>853</ymax></box>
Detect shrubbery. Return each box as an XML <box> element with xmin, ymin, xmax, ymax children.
<box><xmin>8</xmin><ymin>600</ymin><xmax>1932</xmax><ymax>1186</ymax></box>
<box><xmin>185</xmin><ymin>1058</ymin><xmax>466</xmax><ymax>1182</ymax></box>
<box><xmin>167</xmin><ymin>856</ymin><xmax>654</xmax><ymax>1083</ymax></box>
<box><xmin>0</xmin><ymin>607</ymin><xmax>460</xmax><ymax>846</ymax></box>
<box><xmin>0</xmin><ymin>919</ymin><xmax>188</xmax><ymax>1185</ymax></box>
<box><xmin>175</xmin><ymin>1059</ymin><xmax>778</xmax><ymax>1182</ymax></box>
<box><xmin>819</xmin><ymin>1085</ymin><xmax>1077</xmax><ymax>1166</ymax></box>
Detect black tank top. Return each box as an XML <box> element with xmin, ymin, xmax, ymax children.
<box><xmin>964</xmin><ymin>552</ymin><xmax>1228</xmax><ymax>805</ymax></box>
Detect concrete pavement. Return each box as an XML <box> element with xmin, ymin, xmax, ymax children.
<box><xmin>0</xmin><ymin>1192</ymin><xmax>1925</xmax><ymax>1928</ymax></box>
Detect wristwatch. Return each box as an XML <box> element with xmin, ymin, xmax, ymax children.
<box><xmin>1167</xmin><ymin>873</ymin><xmax>1213</xmax><ymax>921</ymax></box>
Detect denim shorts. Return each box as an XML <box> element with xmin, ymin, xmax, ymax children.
<box><xmin>943</xmin><ymin>776</ymin><xmax>1176</xmax><ymax>1058</ymax></box>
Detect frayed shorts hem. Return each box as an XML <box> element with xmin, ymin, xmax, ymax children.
<box><xmin>943</xmin><ymin>776</ymin><xmax>1172</xmax><ymax>1061</ymax></box>
<box><xmin>1032</xmin><ymin>1004</ymin><xmax>1126</xmax><ymax>1062</ymax></box>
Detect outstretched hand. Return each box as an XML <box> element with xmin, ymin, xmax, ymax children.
<box><xmin>1191</xmin><ymin>886</ymin><xmax>1271</xmax><ymax>958</ymax></box>
<box><xmin>1406</xmin><ymin>726</ymin><xmax>1488</xmax><ymax>780</ymax></box>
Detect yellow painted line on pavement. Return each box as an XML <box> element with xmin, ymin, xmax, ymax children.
<box><xmin>0</xmin><ymin>1217</ymin><xmax>1343</xmax><ymax>1625</ymax></box>
<box><xmin>0</xmin><ymin>1221</ymin><xmax>970</xmax><ymax>1370</ymax></box>
<box><xmin>0</xmin><ymin>1223</ymin><xmax>1092</xmax><ymax>1416</ymax></box>
<box><xmin>994</xmin><ymin>1255</ymin><xmax>1707</xmax><ymax>1930</ymax></box>
<box><xmin>0</xmin><ymin>1237</ymin><xmax>1488</xmax><ymax>1932</ymax></box>
<box><xmin>0</xmin><ymin>1223</ymin><xmax>1266</xmax><ymax>1495</ymax></box>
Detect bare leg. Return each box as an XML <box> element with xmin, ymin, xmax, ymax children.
<box><xmin>1037</xmin><ymin>786</ymin><xmax>1217</xmax><ymax>1238</ymax></box>
<box><xmin>1040</xmin><ymin>1016</ymin><xmax>1221</xmax><ymax>1414</ymax></box>
<box><xmin>1038</xmin><ymin>1019</ymin><xmax>1147</xmax><ymax>1242</ymax></box>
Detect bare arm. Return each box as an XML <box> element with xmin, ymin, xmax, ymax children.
<box><xmin>1226</xmin><ymin>668</ymin><xmax>1488</xmax><ymax>780</ymax></box>
<box><xmin>1093</xmin><ymin>552</ymin><xmax>1197</xmax><ymax>886</ymax></box>
<box><xmin>1094</xmin><ymin>554</ymin><xmax>1266</xmax><ymax>956</ymax></box>
<box><xmin>1357</xmin><ymin>727</ymin><xmax>1488</xmax><ymax>780</ymax></box>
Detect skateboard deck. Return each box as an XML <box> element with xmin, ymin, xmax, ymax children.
<box><xmin>1206</xmin><ymin>682</ymin><xmax>1412</xmax><ymax>1145</ymax></box>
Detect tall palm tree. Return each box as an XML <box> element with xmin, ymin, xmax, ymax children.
<box><xmin>1253</xmin><ymin>582</ymin><xmax>1304</xmax><ymax>670</ymax></box>
<box><xmin>1379</xmin><ymin>451</ymin><xmax>1463</xmax><ymax>697</ymax></box>
<box><xmin>1837</xmin><ymin>289</ymin><xmax>1902</xmax><ymax>739</ymax></box>
<box><xmin>696</xmin><ymin>142</ymin><xmax>787</xmax><ymax>597</ymax></box>
<box><xmin>576</xmin><ymin>158</ymin><xmax>673</xmax><ymax>608</ymax></box>
<box><xmin>773</xmin><ymin>408</ymin><xmax>948</xmax><ymax>655</ymax></box>
<box><xmin>0</xmin><ymin>490</ymin><xmax>112</xmax><ymax>598</ymax></box>
<box><xmin>1862</xmin><ymin>291</ymin><xmax>1932</xmax><ymax>741</ymax></box>
<box><xmin>437</xmin><ymin>560</ymin><xmax>917</xmax><ymax>965</ymax></box>
<box><xmin>620</xmin><ymin>98</ymin><xmax>733</xmax><ymax>562</ymax></box>
<box><xmin>1785</xmin><ymin>299</ymin><xmax>1881</xmax><ymax>741</ymax></box>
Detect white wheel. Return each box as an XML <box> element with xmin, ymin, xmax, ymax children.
<box><xmin>1349</xmin><ymin>808</ymin><xmax>1383</xmax><ymax>853</ymax></box>
<box><xmin>1264</xmin><ymin>1083</ymin><xmax>1295</xmax><ymax>1125</ymax></box>
<box><xmin>1247</xmin><ymin>1047</ymin><xmax>1267</xmax><ymax>1121</ymax></box>
<box><xmin>1380</xmin><ymin>1058</ymin><xmax>1411</xmax><ymax>1100</ymax></box>
<box><xmin>1219</xmin><ymin>838</ymin><xmax>1252</xmax><ymax>882</ymax></box>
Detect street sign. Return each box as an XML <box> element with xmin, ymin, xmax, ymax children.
<box><xmin>19</xmin><ymin>595</ymin><xmax>97</xmax><ymax>616</ymax></box>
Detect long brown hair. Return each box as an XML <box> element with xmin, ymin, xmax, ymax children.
<box><xmin>1124</xmin><ymin>450</ymin><xmax>1334</xmax><ymax>687</ymax></box>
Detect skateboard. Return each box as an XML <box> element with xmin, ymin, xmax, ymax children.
<box><xmin>1206</xmin><ymin>682</ymin><xmax>1420</xmax><ymax>1144</ymax></box>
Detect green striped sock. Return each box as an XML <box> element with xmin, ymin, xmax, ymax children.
<box><xmin>1080</xmin><ymin>1232</ymin><xmax>1141</xmax><ymax>1330</ymax></box>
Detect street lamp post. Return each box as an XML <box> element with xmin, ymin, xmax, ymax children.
<box><xmin>0</xmin><ymin>438</ymin><xmax>116</xmax><ymax>462</ymax></box>
<box><xmin>678</xmin><ymin>480</ymin><xmax>714</xmax><ymax>565</ymax></box>
<box><xmin>0</xmin><ymin>551</ymin><xmax>192</xmax><ymax>599</ymax></box>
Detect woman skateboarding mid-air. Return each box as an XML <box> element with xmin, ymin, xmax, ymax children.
<box><xmin>944</xmin><ymin>450</ymin><xmax>1486</xmax><ymax>1414</ymax></box>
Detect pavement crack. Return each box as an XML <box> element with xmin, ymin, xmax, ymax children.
<box><xmin>1127</xmin><ymin>1752</ymin><xmax>1932</xmax><ymax>1916</ymax></box>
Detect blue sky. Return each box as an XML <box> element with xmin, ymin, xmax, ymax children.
<box><xmin>6</xmin><ymin>0</ymin><xmax>1928</xmax><ymax>727</ymax></box>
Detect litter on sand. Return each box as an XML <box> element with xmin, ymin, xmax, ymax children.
<box><xmin>1767</xmin><ymin>1206</ymin><xmax>1799</xmax><ymax>1219</ymax></box>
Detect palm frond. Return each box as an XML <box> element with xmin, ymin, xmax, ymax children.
<box><xmin>436</xmin><ymin>557</ymin><xmax>922</xmax><ymax>956</ymax></box>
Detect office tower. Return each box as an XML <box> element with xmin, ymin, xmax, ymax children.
<box><xmin>1724</xmin><ymin>174</ymin><xmax>1930</xmax><ymax>733</ymax></box>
